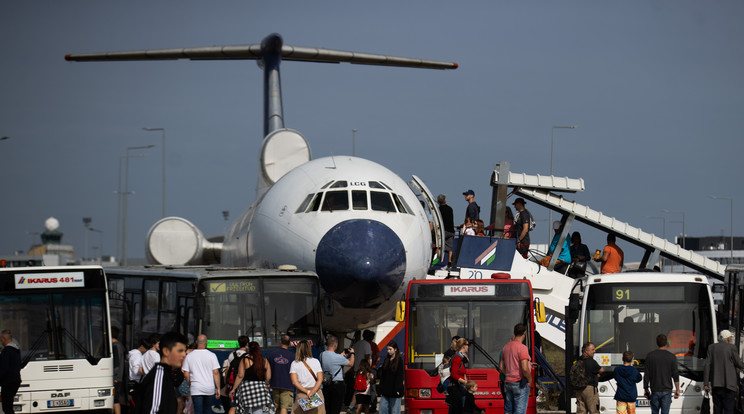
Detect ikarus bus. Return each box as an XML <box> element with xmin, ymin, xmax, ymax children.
<box><xmin>0</xmin><ymin>266</ymin><xmax>113</xmax><ymax>413</ymax></box>
<box><xmin>570</xmin><ymin>273</ymin><xmax>716</xmax><ymax>414</ymax></box>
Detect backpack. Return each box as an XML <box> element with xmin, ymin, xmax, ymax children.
<box><xmin>225</xmin><ymin>352</ymin><xmax>247</xmax><ymax>393</ymax></box>
<box><xmin>354</xmin><ymin>372</ymin><xmax>368</xmax><ymax>392</ymax></box>
<box><xmin>569</xmin><ymin>359</ymin><xmax>589</xmax><ymax>389</ymax></box>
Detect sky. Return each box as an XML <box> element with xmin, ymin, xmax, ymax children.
<box><xmin>1</xmin><ymin>1</ymin><xmax>743</xmax><ymax>264</ymax></box>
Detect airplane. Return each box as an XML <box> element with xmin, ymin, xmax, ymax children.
<box><xmin>66</xmin><ymin>33</ymin><xmax>458</xmax><ymax>332</ymax></box>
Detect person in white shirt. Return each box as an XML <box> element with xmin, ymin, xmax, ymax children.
<box><xmin>141</xmin><ymin>334</ymin><xmax>161</xmax><ymax>375</ymax></box>
<box><xmin>290</xmin><ymin>340</ymin><xmax>324</xmax><ymax>414</ymax></box>
<box><xmin>128</xmin><ymin>338</ymin><xmax>149</xmax><ymax>384</ymax></box>
<box><xmin>183</xmin><ymin>335</ymin><xmax>221</xmax><ymax>414</ymax></box>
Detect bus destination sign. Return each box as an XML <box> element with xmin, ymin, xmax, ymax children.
<box><xmin>444</xmin><ymin>285</ymin><xmax>495</xmax><ymax>296</ymax></box>
<box><xmin>15</xmin><ymin>272</ymin><xmax>85</xmax><ymax>289</ymax></box>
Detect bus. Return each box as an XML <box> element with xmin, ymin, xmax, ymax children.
<box><xmin>0</xmin><ymin>266</ymin><xmax>113</xmax><ymax>413</ymax></box>
<box><xmin>105</xmin><ymin>266</ymin><xmax>200</xmax><ymax>350</ymax></box>
<box><xmin>401</xmin><ymin>276</ymin><xmax>545</xmax><ymax>414</ymax></box>
<box><xmin>569</xmin><ymin>273</ymin><xmax>716</xmax><ymax>413</ymax></box>
<box><xmin>193</xmin><ymin>266</ymin><xmax>324</xmax><ymax>356</ymax></box>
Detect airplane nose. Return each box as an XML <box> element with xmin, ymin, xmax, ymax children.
<box><xmin>315</xmin><ymin>219</ymin><xmax>406</xmax><ymax>309</ymax></box>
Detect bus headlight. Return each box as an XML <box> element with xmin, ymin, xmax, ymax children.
<box><xmin>405</xmin><ymin>388</ymin><xmax>432</xmax><ymax>398</ymax></box>
<box><xmin>94</xmin><ymin>400</ymin><xmax>106</xmax><ymax>407</ymax></box>
<box><xmin>694</xmin><ymin>385</ymin><xmax>702</xmax><ymax>393</ymax></box>
<box><xmin>599</xmin><ymin>385</ymin><xmax>607</xmax><ymax>393</ymax></box>
<box><xmin>98</xmin><ymin>389</ymin><xmax>112</xmax><ymax>397</ymax></box>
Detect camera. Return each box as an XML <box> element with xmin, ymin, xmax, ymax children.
<box><xmin>343</xmin><ymin>348</ymin><xmax>354</xmax><ymax>357</ymax></box>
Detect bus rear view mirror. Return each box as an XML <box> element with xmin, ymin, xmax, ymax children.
<box><xmin>395</xmin><ymin>301</ymin><xmax>405</xmax><ymax>322</ymax></box>
<box><xmin>534</xmin><ymin>299</ymin><xmax>546</xmax><ymax>323</ymax></box>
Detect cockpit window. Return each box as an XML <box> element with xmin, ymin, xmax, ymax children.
<box><xmin>321</xmin><ymin>181</ymin><xmax>333</xmax><ymax>189</ymax></box>
<box><xmin>380</xmin><ymin>182</ymin><xmax>392</xmax><ymax>190</ymax></box>
<box><xmin>322</xmin><ymin>190</ymin><xmax>349</xmax><ymax>212</ymax></box>
<box><xmin>369</xmin><ymin>181</ymin><xmax>385</xmax><ymax>189</ymax></box>
<box><xmin>392</xmin><ymin>194</ymin><xmax>408</xmax><ymax>214</ymax></box>
<box><xmin>296</xmin><ymin>193</ymin><xmax>315</xmax><ymax>213</ymax></box>
<box><xmin>330</xmin><ymin>181</ymin><xmax>348</xmax><ymax>188</ymax></box>
<box><xmin>308</xmin><ymin>193</ymin><xmax>322</xmax><ymax>212</ymax></box>
<box><xmin>396</xmin><ymin>194</ymin><xmax>415</xmax><ymax>216</ymax></box>
<box><xmin>370</xmin><ymin>191</ymin><xmax>395</xmax><ymax>212</ymax></box>
<box><xmin>352</xmin><ymin>191</ymin><xmax>368</xmax><ymax>210</ymax></box>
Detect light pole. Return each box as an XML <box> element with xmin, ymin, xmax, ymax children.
<box><xmin>710</xmin><ymin>195</ymin><xmax>734</xmax><ymax>262</ymax></box>
<box><xmin>662</xmin><ymin>209</ymin><xmax>686</xmax><ymax>248</ymax></box>
<box><xmin>549</xmin><ymin>125</ymin><xmax>579</xmax><ymax>241</ymax></box>
<box><xmin>143</xmin><ymin>127</ymin><xmax>166</xmax><ymax>217</ymax></box>
<box><xmin>122</xmin><ymin>145</ymin><xmax>154</xmax><ymax>265</ymax></box>
<box><xmin>89</xmin><ymin>227</ymin><xmax>103</xmax><ymax>264</ymax></box>
<box><xmin>82</xmin><ymin>217</ymin><xmax>92</xmax><ymax>260</ymax></box>
<box><xmin>116</xmin><ymin>153</ymin><xmax>146</xmax><ymax>261</ymax></box>
<box><xmin>352</xmin><ymin>129</ymin><xmax>357</xmax><ymax>156</ymax></box>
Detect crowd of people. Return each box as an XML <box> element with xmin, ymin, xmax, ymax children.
<box><xmin>2</xmin><ymin>323</ymin><xmax>744</xmax><ymax>414</ymax></box>
<box><xmin>436</xmin><ymin>191</ymin><xmax>626</xmax><ymax>275</ymax></box>
<box><xmin>570</xmin><ymin>329</ymin><xmax>744</xmax><ymax>414</ymax></box>
<box><xmin>104</xmin><ymin>329</ymin><xmax>395</xmax><ymax>414</ymax></box>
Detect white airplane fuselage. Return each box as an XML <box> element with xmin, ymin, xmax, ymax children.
<box><xmin>222</xmin><ymin>156</ymin><xmax>433</xmax><ymax>332</ymax></box>
<box><xmin>66</xmin><ymin>33</ymin><xmax>456</xmax><ymax>333</ymax></box>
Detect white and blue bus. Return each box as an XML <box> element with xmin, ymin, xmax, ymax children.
<box><xmin>0</xmin><ymin>266</ymin><xmax>113</xmax><ymax>413</ymax></box>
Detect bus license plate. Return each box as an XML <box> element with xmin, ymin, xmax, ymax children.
<box><xmin>48</xmin><ymin>399</ymin><xmax>73</xmax><ymax>408</ymax></box>
<box><xmin>636</xmin><ymin>399</ymin><xmax>650</xmax><ymax>407</ymax></box>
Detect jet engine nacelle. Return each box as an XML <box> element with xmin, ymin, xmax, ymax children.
<box><xmin>146</xmin><ymin>217</ymin><xmax>222</xmax><ymax>265</ymax></box>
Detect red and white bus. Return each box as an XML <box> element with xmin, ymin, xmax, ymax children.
<box><xmin>401</xmin><ymin>276</ymin><xmax>545</xmax><ymax>414</ymax></box>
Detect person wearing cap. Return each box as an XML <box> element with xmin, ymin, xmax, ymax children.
<box><xmin>462</xmin><ymin>190</ymin><xmax>480</xmax><ymax>225</ymax></box>
<box><xmin>512</xmin><ymin>198</ymin><xmax>532</xmax><ymax>258</ymax></box>
<box><xmin>704</xmin><ymin>329</ymin><xmax>744</xmax><ymax>414</ymax></box>
<box><xmin>546</xmin><ymin>221</ymin><xmax>571</xmax><ymax>273</ymax></box>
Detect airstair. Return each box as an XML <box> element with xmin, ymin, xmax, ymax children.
<box><xmin>433</xmin><ymin>162</ymin><xmax>726</xmax><ymax>350</ymax></box>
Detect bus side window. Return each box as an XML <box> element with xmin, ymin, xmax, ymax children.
<box><xmin>143</xmin><ymin>280</ymin><xmax>159</xmax><ymax>333</ymax></box>
<box><xmin>160</xmin><ymin>282</ymin><xmax>177</xmax><ymax>332</ymax></box>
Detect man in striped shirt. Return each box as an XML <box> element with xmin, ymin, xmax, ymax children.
<box><xmin>135</xmin><ymin>332</ymin><xmax>188</xmax><ymax>414</ymax></box>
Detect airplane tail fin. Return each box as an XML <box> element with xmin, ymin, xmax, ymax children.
<box><xmin>65</xmin><ymin>33</ymin><xmax>457</xmax><ymax>197</ymax></box>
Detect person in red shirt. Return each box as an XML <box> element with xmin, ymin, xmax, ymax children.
<box><xmin>499</xmin><ymin>324</ymin><xmax>531</xmax><ymax>414</ymax></box>
<box><xmin>447</xmin><ymin>338</ymin><xmax>470</xmax><ymax>414</ymax></box>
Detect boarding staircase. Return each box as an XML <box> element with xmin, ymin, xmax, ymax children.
<box><xmin>434</xmin><ymin>164</ymin><xmax>726</xmax><ymax>352</ymax></box>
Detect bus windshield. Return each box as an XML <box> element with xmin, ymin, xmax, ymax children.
<box><xmin>199</xmin><ymin>277</ymin><xmax>321</xmax><ymax>348</ymax></box>
<box><xmin>0</xmin><ymin>291</ymin><xmax>109</xmax><ymax>363</ymax></box>
<box><xmin>583</xmin><ymin>283</ymin><xmax>714</xmax><ymax>380</ymax></box>
<box><xmin>408</xmin><ymin>299</ymin><xmax>531</xmax><ymax>369</ymax></box>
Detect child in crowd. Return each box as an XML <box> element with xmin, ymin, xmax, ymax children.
<box><xmin>614</xmin><ymin>351</ymin><xmax>642</xmax><ymax>414</ymax></box>
<box><xmin>463</xmin><ymin>218</ymin><xmax>475</xmax><ymax>236</ymax></box>
<box><xmin>355</xmin><ymin>360</ymin><xmax>374</xmax><ymax>414</ymax></box>
<box><xmin>463</xmin><ymin>380</ymin><xmax>482</xmax><ymax>414</ymax></box>
<box><xmin>438</xmin><ymin>355</ymin><xmax>452</xmax><ymax>396</ymax></box>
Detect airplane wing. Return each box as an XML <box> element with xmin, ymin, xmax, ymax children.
<box><xmin>66</xmin><ymin>42</ymin><xmax>458</xmax><ymax>70</ymax></box>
